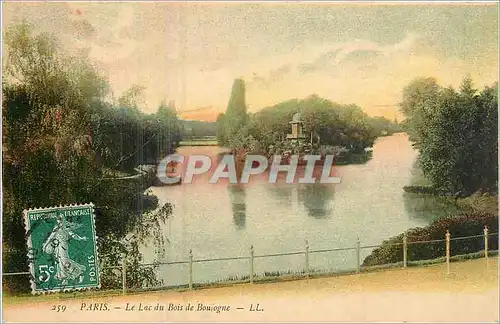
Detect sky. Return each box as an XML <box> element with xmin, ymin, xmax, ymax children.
<box><xmin>2</xmin><ymin>2</ymin><xmax>498</xmax><ymax>121</ymax></box>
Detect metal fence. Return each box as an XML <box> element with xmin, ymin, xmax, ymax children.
<box><xmin>3</xmin><ymin>227</ymin><xmax>498</xmax><ymax>295</ymax></box>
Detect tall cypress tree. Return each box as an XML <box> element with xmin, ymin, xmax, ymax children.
<box><xmin>217</xmin><ymin>78</ymin><xmax>249</xmax><ymax>147</ymax></box>
<box><xmin>226</xmin><ymin>78</ymin><xmax>249</xmax><ymax>136</ymax></box>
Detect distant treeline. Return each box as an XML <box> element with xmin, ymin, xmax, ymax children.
<box><xmin>180</xmin><ymin>120</ymin><xmax>217</xmax><ymax>138</ymax></box>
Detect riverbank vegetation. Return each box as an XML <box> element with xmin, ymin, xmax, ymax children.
<box><xmin>364</xmin><ymin>76</ymin><xmax>498</xmax><ymax>267</ymax></box>
<box><xmin>363</xmin><ymin>212</ymin><xmax>498</xmax><ymax>266</ymax></box>
<box><xmin>400</xmin><ymin>76</ymin><xmax>498</xmax><ymax>211</ymax></box>
<box><xmin>216</xmin><ymin>78</ymin><xmax>401</xmax><ymax>163</ymax></box>
<box><xmin>401</xmin><ymin>76</ymin><xmax>498</xmax><ymax>197</ymax></box>
<box><xmin>2</xmin><ymin>23</ymin><xmax>181</xmax><ymax>293</ymax></box>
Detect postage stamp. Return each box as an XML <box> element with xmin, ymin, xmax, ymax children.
<box><xmin>23</xmin><ymin>204</ymin><xmax>100</xmax><ymax>294</ymax></box>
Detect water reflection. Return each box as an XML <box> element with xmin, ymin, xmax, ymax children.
<box><xmin>266</xmin><ymin>183</ymin><xmax>335</xmax><ymax>219</ymax></box>
<box><xmin>335</xmin><ymin>151</ymin><xmax>373</xmax><ymax>165</ymax></box>
<box><xmin>403</xmin><ymin>192</ymin><xmax>459</xmax><ymax>223</ymax></box>
<box><xmin>403</xmin><ymin>164</ymin><xmax>459</xmax><ymax>223</ymax></box>
<box><xmin>227</xmin><ymin>184</ymin><xmax>246</xmax><ymax>229</ymax></box>
<box><xmin>298</xmin><ymin>184</ymin><xmax>334</xmax><ymax>219</ymax></box>
<box><xmin>268</xmin><ymin>184</ymin><xmax>294</xmax><ymax>203</ymax></box>
<box><xmin>144</xmin><ymin>134</ymin><xmax>467</xmax><ymax>285</ymax></box>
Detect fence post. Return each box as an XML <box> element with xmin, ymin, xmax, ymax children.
<box><xmin>403</xmin><ymin>232</ymin><xmax>408</xmax><ymax>268</ymax></box>
<box><xmin>305</xmin><ymin>240</ymin><xmax>310</xmax><ymax>278</ymax></box>
<box><xmin>189</xmin><ymin>249</ymin><xmax>193</xmax><ymax>290</ymax></box>
<box><xmin>122</xmin><ymin>254</ymin><xmax>127</xmax><ymax>295</ymax></box>
<box><xmin>445</xmin><ymin>230</ymin><xmax>450</xmax><ymax>274</ymax></box>
<box><xmin>484</xmin><ymin>226</ymin><xmax>489</xmax><ymax>259</ymax></box>
<box><xmin>250</xmin><ymin>245</ymin><xmax>254</xmax><ymax>284</ymax></box>
<box><xmin>356</xmin><ymin>237</ymin><xmax>361</xmax><ymax>274</ymax></box>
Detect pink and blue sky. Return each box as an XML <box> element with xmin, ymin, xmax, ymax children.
<box><xmin>3</xmin><ymin>2</ymin><xmax>498</xmax><ymax>120</ymax></box>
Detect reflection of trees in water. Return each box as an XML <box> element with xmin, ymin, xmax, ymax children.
<box><xmin>403</xmin><ymin>192</ymin><xmax>459</xmax><ymax>223</ymax></box>
<box><xmin>228</xmin><ymin>184</ymin><xmax>246</xmax><ymax>229</ymax></box>
<box><xmin>408</xmin><ymin>157</ymin><xmax>433</xmax><ymax>187</ymax></box>
<box><xmin>335</xmin><ymin>151</ymin><xmax>373</xmax><ymax>165</ymax></box>
<box><xmin>403</xmin><ymin>164</ymin><xmax>459</xmax><ymax>223</ymax></box>
<box><xmin>298</xmin><ymin>184</ymin><xmax>334</xmax><ymax>219</ymax></box>
<box><xmin>267</xmin><ymin>185</ymin><xmax>293</xmax><ymax>203</ymax></box>
<box><xmin>266</xmin><ymin>183</ymin><xmax>334</xmax><ymax>219</ymax></box>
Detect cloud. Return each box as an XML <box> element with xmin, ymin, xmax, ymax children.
<box><xmin>269</xmin><ymin>64</ymin><xmax>292</xmax><ymax>82</ymax></box>
<box><xmin>2</xmin><ymin>3</ymin><xmax>496</xmax><ymax>121</ymax></box>
<box><xmin>247</xmin><ymin>33</ymin><xmax>420</xmax><ymax>103</ymax></box>
<box><xmin>249</xmin><ymin>63</ymin><xmax>293</xmax><ymax>87</ymax></box>
<box><xmin>298</xmin><ymin>49</ymin><xmax>341</xmax><ymax>74</ymax></box>
<box><xmin>296</xmin><ymin>33</ymin><xmax>420</xmax><ymax>74</ymax></box>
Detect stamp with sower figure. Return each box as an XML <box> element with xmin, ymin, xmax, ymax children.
<box><xmin>23</xmin><ymin>203</ymin><xmax>100</xmax><ymax>294</ymax></box>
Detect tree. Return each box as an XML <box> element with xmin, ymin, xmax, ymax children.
<box><xmin>181</xmin><ymin>120</ymin><xmax>217</xmax><ymax>138</ymax></box>
<box><xmin>368</xmin><ymin>116</ymin><xmax>402</xmax><ymax>137</ymax></box>
<box><xmin>248</xmin><ymin>95</ymin><xmax>377</xmax><ymax>154</ymax></box>
<box><xmin>301</xmin><ymin>95</ymin><xmax>342</xmax><ymax>146</ymax></box>
<box><xmin>400</xmin><ymin>77</ymin><xmax>442</xmax><ymax>148</ymax></box>
<box><xmin>155</xmin><ymin>100</ymin><xmax>182</xmax><ymax>159</ymax></box>
<box><xmin>216</xmin><ymin>113</ymin><xmax>227</xmax><ymax>145</ymax></box>
<box><xmin>401</xmin><ymin>76</ymin><xmax>498</xmax><ymax>196</ymax></box>
<box><xmin>2</xmin><ymin>23</ymin><xmax>172</xmax><ymax>293</ymax></box>
<box><xmin>216</xmin><ymin>78</ymin><xmax>250</xmax><ymax>148</ymax></box>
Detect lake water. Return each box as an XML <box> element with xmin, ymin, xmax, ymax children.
<box><xmin>141</xmin><ymin>133</ymin><xmax>459</xmax><ymax>286</ymax></box>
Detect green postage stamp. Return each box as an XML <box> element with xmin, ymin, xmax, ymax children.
<box><xmin>23</xmin><ymin>203</ymin><xmax>100</xmax><ymax>294</ymax></box>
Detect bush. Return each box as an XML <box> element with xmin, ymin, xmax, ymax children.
<box><xmin>363</xmin><ymin>212</ymin><xmax>498</xmax><ymax>266</ymax></box>
<box><xmin>403</xmin><ymin>185</ymin><xmax>443</xmax><ymax>195</ymax></box>
<box><xmin>457</xmin><ymin>192</ymin><xmax>498</xmax><ymax>215</ymax></box>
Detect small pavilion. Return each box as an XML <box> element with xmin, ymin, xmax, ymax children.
<box><xmin>286</xmin><ymin>112</ymin><xmax>307</xmax><ymax>141</ymax></box>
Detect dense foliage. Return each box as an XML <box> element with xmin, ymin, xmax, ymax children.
<box><xmin>181</xmin><ymin>120</ymin><xmax>217</xmax><ymax>139</ymax></box>
<box><xmin>249</xmin><ymin>95</ymin><xmax>379</xmax><ymax>154</ymax></box>
<box><xmin>401</xmin><ymin>77</ymin><xmax>498</xmax><ymax>196</ymax></box>
<box><xmin>369</xmin><ymin>116</ymin><xmax>403</xmax><ymax>137</ymax></box>
<box><xmin>216</xmin><ymin>78</ymin><xmax>251</xmax><ymax>149</ymax></box>
<box><xmin>2</xmin><ymin>23</ymin><xmax>181</xmax><ymax>293</ymax></box>
<box><xmin>364</xmin><ymin>76</ymin><xmax>499</xmax><ymax>267</ymax></box>
<box><xmin>216</xmin><ymin>80</ymin><xmax>401</xmax><ymax>156</ymax></box>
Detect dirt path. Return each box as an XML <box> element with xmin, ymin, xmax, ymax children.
<box><xmin>3</xmin><ymin>257</ymin><xmax>498</xmax><ymax>322</ymax></box>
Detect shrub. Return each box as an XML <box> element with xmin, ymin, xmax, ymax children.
<box><xmin>363</xmin><ymin>212</ymin><xmax>498</xmax><ymax>266</ymax></box>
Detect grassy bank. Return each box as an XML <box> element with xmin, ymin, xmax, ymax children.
<box><xmin>456</xmin><ymin>192</ymin><xmax>498</xmax><ymax>215</ymax></box>
<box><xmin>363</xmin><ymin>211</ymin><xmax>498</xmax><ymax>267</ymax></box>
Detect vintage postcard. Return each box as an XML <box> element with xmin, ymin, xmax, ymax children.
<box><xmin>1</xmin><ymin>1</ymin><xmax>499</xmax><ymax>323</ymax></box>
